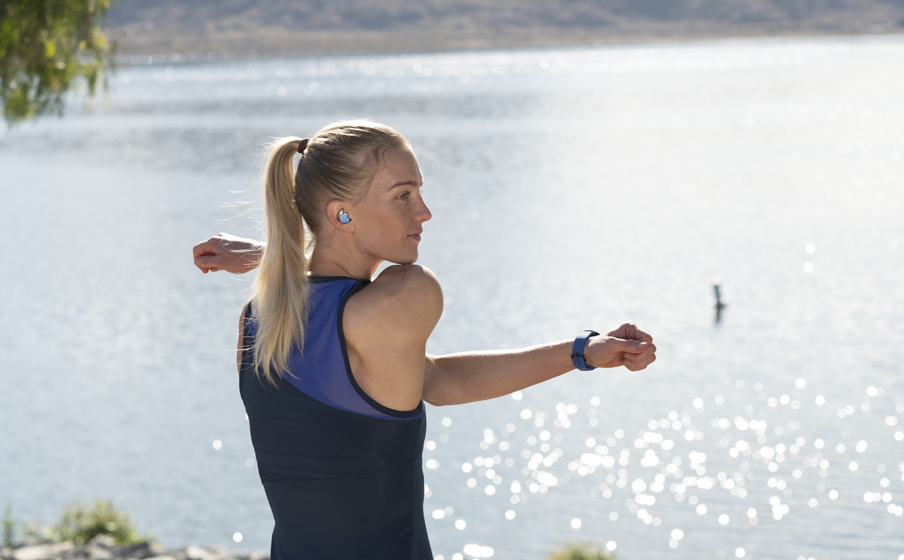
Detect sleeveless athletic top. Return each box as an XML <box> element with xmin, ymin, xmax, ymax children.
<box><xmin>239</xmin><ymin>277</ymin><xmax>432</xmax><ymax>560</ymax></box>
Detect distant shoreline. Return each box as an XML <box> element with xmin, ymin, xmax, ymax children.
<box><xmin>109</xmin><ymin>27</ymin><xmax>904</xmax><ymax>65</ymax></box>
<box><xmin>106</xmin><ymin>17</ymin><xmax>904</xmax><ymax>59</ymax></box>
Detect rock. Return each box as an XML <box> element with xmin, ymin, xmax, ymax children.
<box><xmin>86</xmin><ymin>537</ymin><xmax>114</xmax><ymax>551</ymax></box>
<box><xmin>86</xmin><ymin>546</ymin><xmax>112</xmax><ymax>560</ymax></box>
<box><xmin>13</xmin><ymin>543</ymin><xmax>75</xmax><ymax>560</ymax></box>
<box><xmin>17</xmin><ymin>539</ymin><xmax>52</xmax><ymax>549</ymax></box>
<box><xmin>213</xmin><ymin>551</ymin><xmax>267</xmax><ymax>560</ymax></box>
<box><xmin>181</xmin><ymin>548</ymin><xmax>212</xmax><ymax>560</ymax></box>
<box><xmin>0</xmin><ymin>541</ymin><xmax>265</xmax><ymax>560</ymax></box>
<box><xmin>113</xmin><ymin>543</ymin><xmax>162</xmax><ymax>560</ymax></box>
<box><xmin>57</xmin><ymin>546</ymin><xmax>90</xmax><ymax>560</ymax></box>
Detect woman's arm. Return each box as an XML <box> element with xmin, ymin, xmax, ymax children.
<box><xmin>193</xmin><ymin>233</ymin><xmax>265</xmax><ymax>274</ymax></box>
<box><xmin>422</xmin><ymin>323</ymin><xmax>656</xmax><ymax>407</ymax></box>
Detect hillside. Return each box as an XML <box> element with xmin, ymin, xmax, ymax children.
<box><xmin>106</xmin><ymin>0</ymin><xmax>904</xmax><ymax>55</ymax></box>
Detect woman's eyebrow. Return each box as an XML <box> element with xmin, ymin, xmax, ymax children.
<box><xmin>387</xmin><ymin>180</ymin><xmax>422</xmax><ymax>190</ymax></box>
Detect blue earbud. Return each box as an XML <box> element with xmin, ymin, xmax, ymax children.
<box><xmin>338</xmin><ymin>210</ymin><xmax>351</xmax><ymax>224</ymax></box>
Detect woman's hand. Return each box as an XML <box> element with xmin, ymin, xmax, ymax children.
<box><xmin>585</xmin><ymin>322</ymin><xmax>657</xmax><ymax>371</ymax></box>
<box><xmin>192</xmin><ymin>233</ymin><xmax>265</xmax><ymax>274</ymax></box>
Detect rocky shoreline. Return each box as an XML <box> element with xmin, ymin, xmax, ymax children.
<box><xmin>0</xmin><ymin>537</ymin><xmax>267</xmax><ymax>560</ymax></box>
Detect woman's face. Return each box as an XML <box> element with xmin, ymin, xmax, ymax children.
<box><xmin>349</xmin><ymin>147</ymin><xmax>431</xmax><ymax>266</ymax></box>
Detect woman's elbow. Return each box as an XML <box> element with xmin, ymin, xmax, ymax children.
<box><xmin>422</xmin><ymin>386</ymin><xmax>454</xmax><ymax>407</ymax></box>
<box><xmin>423</xmin><ymin>396</ymin><xmax>448</xmax><ymax>407</ymax></box>
<box><xmin>422</xmin><ymin>357</ymin><xmax>452</xmax><ymax>406</ymax></box>
<box><xmin>422</xmin><ymin>378</ymin><xmax>461</xmax><ymax>407</ymax></box>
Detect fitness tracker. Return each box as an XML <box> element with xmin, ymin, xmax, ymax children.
<box><xmin>571</xmin><ymin>330</ymin><xmax>600</xmax><ymax>371</ymax></box>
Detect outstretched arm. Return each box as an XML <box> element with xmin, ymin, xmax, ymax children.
<box><xmin>422</xmin><ymin>323</ymin><xmax>656</xmax><ymax>406</ymax></box>
<box><xmin>193</xmin><ymin>233</ymin><xmax>265</xmax><ymax>274</ymax></box>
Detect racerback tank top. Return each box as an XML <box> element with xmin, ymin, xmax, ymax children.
<box><xmin>239</xmin><ymin>277</ymin><xmax>432</xmax><ymax>560</ymax></box>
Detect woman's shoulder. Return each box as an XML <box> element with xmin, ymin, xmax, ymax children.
<box><xmin>372</xmin><ymin>264</ymin><xmax>441</xmax><ymax>297</ymax></box>
<box><xmin>347</xmin><ymin>265</ymin><xmax>443</xmax><ymax>334</ymax></box>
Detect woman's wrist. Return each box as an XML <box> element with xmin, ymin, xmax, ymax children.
<box><xmin>571</xmin><ymin>330</ymin><xmax>600</xmax><ymax>371</ymax></box>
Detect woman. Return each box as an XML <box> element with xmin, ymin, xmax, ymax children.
<box><xmin>193</xmin><ymin>120</ymin><xmax>656</xmax><ymax>559</ymax></box>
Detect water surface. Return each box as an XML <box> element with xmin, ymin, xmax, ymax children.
<box><xmin>1</xmin><ymin>35</ymin><xmax>903</xmax><ymax>560</ymax></box>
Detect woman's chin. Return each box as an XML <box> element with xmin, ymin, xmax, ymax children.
<box><xmin>389</xmin><ymin>252</ymin><xmax>419</xmax><ymax>266</ymax></box>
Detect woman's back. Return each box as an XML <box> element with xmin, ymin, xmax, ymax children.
<box><xmin>240</xmin><ymin>277</ymin><xmax>432</xmax><ymax>560</ymax></box>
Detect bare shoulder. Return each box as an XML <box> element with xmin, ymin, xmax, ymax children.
<box><xmin>342</xmin><ymin>267</ymin><xmax>441</xmax><ymax>410</ymax></box>
<box><xmin>374</xmin><ymin>264</ymin><xmax>441</xmax><ymax>299</ymax></box>
<box><xmin>346</xmin><ymin>265</ymin><xmax>443</xmax><ymax>338</ymax></box>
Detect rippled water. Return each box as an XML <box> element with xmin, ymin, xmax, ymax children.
<box><xmin>1</xmin><ymin>35</ymin><xmax>903</xmax><ymax>560</ymax></box>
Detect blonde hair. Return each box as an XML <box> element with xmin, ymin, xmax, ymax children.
<box><xmin>252</xmin><ymin>120</ymin><xmax>410</xmax><ymax>385</ymax></box>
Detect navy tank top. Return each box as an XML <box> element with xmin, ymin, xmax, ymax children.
<box><xmin>239</xmin><ymin>277</ymin><xmax>432</xmax><ymax>560</ymax></box>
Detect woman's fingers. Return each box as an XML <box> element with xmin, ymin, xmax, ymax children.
<box><xmin>628</xmin><ymin>323</ymin><xmax>655</xmax><ymax>344</ymax></box>
<box><xmin>635</xmin><ymin>343</ymin><xmax>656</xmax><ymax>362</ymax></box>
<box><xmin>622</xmin><ymin>345</ymin><xmax>657</xmax><ymax>370</ymax></box>
<box><xmin>632</xmin><ymin>353</ymin><xmax>656</xmax><ymax>369</ymax></box>
<box><xmin>607</xmin><ymin>322</ymin><xmax>654</xmax><ymax>345</ymax></box>
<box><xmin>194</xmin><ymin>253</ymin><xmax>223</xmax><ymax>272</ymax></box>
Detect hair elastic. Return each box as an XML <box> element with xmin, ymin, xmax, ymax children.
<box><xmin>297</xmin><ymin>138</ymin><xmax>309</xmax><ymax>153</ymax></box>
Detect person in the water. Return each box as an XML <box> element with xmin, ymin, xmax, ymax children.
<box><xmin>193</xmin><ymin>119</ymin><xmax>657</xmax><ymax>560</ymax></box>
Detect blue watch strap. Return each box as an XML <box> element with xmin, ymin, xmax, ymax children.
<box><xmin>572</xmin><ymin>330</ymin><xmax>600</xmax><ymax>371</ymax></box>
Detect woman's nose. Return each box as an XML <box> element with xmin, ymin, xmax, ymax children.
<box><xmin>416</xmin><ymin>199</ymin><xmax>432</xmax><ymax>223</ymax></box>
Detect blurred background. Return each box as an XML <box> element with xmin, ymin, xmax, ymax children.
<box><xmin>106</xmin><ymin>0</ymin><xmax>904</xmax><ymax>53</ymax></box>
<box><xmin>1</xmin><ymin>2</ymin><xmax>903</xmax><ymax>560</ymax></box>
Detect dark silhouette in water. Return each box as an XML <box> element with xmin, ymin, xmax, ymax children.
<box><xmin>713</xmin><ymin>282</ymin><xmax>727</xmax><ymax>325</ymax></box>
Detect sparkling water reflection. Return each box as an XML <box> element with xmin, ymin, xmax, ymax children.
<box><xmin>422</xmin><ymin>380</ymin><xmax>903</xmax><ymax>559</ymax></box>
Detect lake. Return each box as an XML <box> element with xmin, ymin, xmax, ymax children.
<box><xmin>1</xmin><ymin>34</ymin><xmax>903</xmax><ymax>560</ymax></box>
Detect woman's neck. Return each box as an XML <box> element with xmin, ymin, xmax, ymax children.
<box><xmin>307</xmin><ymin>247</ymin><xmax>379</xmax><ymax>280</ymax></box>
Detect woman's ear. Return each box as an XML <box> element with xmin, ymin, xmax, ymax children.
<box><xmin>325</xmin><ymin>200</ymin><xmax>355</xmax><ymax>232</ymax></box>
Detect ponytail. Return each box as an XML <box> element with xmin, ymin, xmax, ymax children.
<box><xmin>252</xmin><ymin>137</ymin><xmax>310</xmax><ymax>385</ymax></box>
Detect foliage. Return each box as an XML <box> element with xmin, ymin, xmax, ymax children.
<box><xmin>546</xmin><ymin>541</ymin><xmax>618</xmax><ymax>560</ymax></box>
<box><xmin>0</xmin><ymin>0</ymin><xmax>116</xmax><ymax>125</ymax></box>
<box><xmin>22</xmin><ymin>520</ymin><xmax>53</xmax><ymax>543</ymax></box>
<box><xmin>1</xmin><ymin>505</ymin><xmax>53</xmax><ymax>547</ymax></box>
<box><xmin>2</xmin><ymin>503</ymin><xmax>13</xmax><ymax>549</ymax></box>
<box><xmin>51</xmin><ymin>500</ymin><xmax>145</xmax><ymax>546</ymax></box>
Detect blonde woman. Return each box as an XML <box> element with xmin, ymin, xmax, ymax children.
<box><xmin>192</xmin><ymin>120</ymin><xmax>656</xmax><ymax>559</ymax></box>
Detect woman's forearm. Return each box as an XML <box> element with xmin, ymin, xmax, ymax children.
<box><xmin>422</xmin><ymin>341</ymin><xmax>574</xmax><ymax>406</ymax></box>
<box><xmin>422</xmin><ymin>325</ymin><xmax>655</xmax><ymax>407</ymax></box>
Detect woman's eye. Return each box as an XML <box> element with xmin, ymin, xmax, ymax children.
<box><xmin>397</xmin><ymin>192</ymin><xmax>410</xmax><ymax>200</ymax></box>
